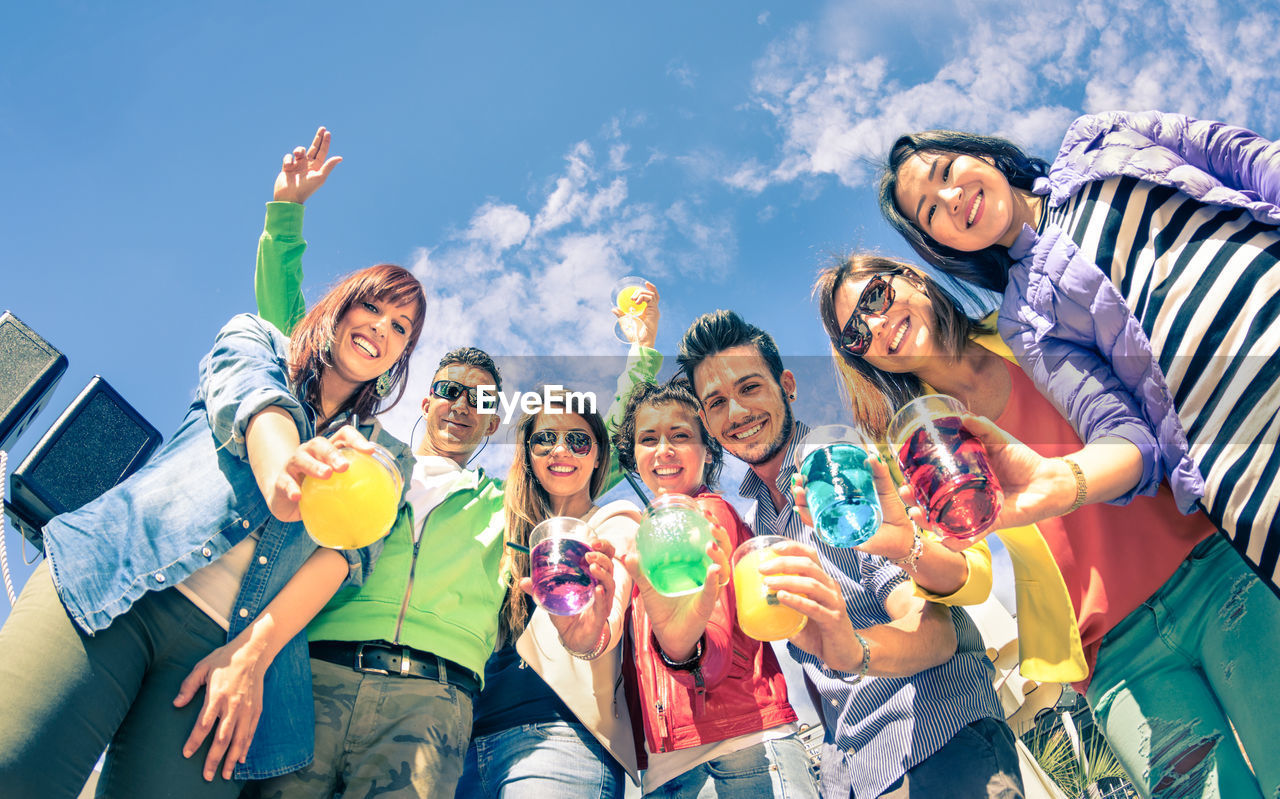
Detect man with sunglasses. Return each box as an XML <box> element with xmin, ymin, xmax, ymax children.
<box><xmin>247</xmin><ymin>128</ymin><xmax>663</xmax><ymax>798</ymax></box>
<box><xmin>676</xmin><ymin>310</ymin><xmax>1023</xmax><ymax>799</ymax></box>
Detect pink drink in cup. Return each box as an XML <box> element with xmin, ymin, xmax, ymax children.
<box><xmin>529</xmin><ymin>517</ymin><xmax>598</xmax><ymax>615</ymax></box>
<box><xmin>888</xmin><ymin>395</ymin><xmax>1003</xmax><ymax>539</ymax></box>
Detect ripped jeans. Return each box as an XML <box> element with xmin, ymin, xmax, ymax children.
<box><xmin>1088</xmin><ymin>535</ymin><xmax>1280</xmax><ymax>799</ymax></box>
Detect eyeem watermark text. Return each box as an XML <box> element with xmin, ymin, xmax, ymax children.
<box><xmin>476</xmin><ymin>384</ymin><xmax>598</xmax><ymax>424</ymax></box>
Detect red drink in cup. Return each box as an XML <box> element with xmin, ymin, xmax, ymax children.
<box><xmin>888</xmin><ymin>395</ymin><xmax>1002</xmax><ymax>539</ymax></box>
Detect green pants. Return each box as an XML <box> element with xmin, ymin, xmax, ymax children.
<box><xmin>1088</xmin><ymin>535</ymin><xmax>1280</xmax><ymax>799</ymax></box>
<box><xmin>0</xmin><ymin>561</ymin><xmax>243</xmax><ymax>799</ymax></box>
<box><xmin>254</xmin><ymin>657</ymin><xmax>472</xmax><ymax>799</ymax></box>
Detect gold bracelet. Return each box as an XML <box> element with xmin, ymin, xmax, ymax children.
<box><xmin>563</xmin><ymin>626</ymin><xmax>611</xmax><ymax>661</ymax></box>
<box><xmin>1060</xmin><ymin>456</ymin><xmax>1088</xmax><ymax>514</ymax></box>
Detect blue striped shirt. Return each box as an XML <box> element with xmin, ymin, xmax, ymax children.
<box><xmin>740</xmin><ymin>420</ymin><xmax>1003</xmax><ymax>799</ymax></box>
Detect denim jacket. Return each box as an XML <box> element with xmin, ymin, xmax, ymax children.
<box><xmin>42</xmin><ymin>313</ymin><xmax>413</xmax><ymax>779</ymax></box>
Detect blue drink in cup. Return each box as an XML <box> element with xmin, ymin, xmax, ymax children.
<box><xmin>529</xmin><ymin>517</ymin><xmax>597</xmax><ymax>616</ymax></box>
<box><xmin>636</xmin><ymin>493</ymin><xmax>714</xmax><ymax>597</ymax></box>
<box><xmin>795</xmin><ymin>425</ymin><xmax>882</xmax><ymax>547</ymax></box>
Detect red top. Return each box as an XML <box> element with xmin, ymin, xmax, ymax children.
<box><xmin>995</xmin><ymin>361</ymin><xmax>1214</xmax><ymax>691</ymax></box>
<box><xmin>623</xmin><ymin>487</ymin><xmax>796</xmax><ymax>764</ymax></box>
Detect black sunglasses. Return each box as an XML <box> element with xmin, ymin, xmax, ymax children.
<box><xmin>528</xmin><ymin>429</ymin><xmax>595</xmax><ymax>458</ymax></box>
<box><xmin>431</xmin><ymin>379</ymin><xmax>484</xmax><ymax>408</ymax></box>
<box><xmin>836</xmin><ymin>269</ymin><xmax>912</xmax><ymax>357</ymax></box>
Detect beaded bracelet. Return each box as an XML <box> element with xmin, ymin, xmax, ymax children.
<box><xmin>889</xmin><ymin>526</ymin><xmax>925</xmax><ymax>572</ymax></box>
<box><xmin>655</xmin><ymin>634</ymin><xmax>704</xmax><ymax>672</ymax></box>
<box><xmin>850</xmin><ymin>631</ymin><xmax>872</xmax><ymax>684</ymax></box>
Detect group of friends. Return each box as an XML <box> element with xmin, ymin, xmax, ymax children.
<box><xmin>0</xmin><ymin>109</ymin><xmax>1277</xmax><ymax>799</ymax></box>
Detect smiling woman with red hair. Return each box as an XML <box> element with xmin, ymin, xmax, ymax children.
<box><xmin>0</xmin><ymin>263</ymin><xmax>424</xmax><ymax>799</ymax></box>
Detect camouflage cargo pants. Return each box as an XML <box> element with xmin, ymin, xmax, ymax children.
<box><xmin>256</xmin><ymin>657</ymin><xmax>473</xmax><ymax>799</ymax></box>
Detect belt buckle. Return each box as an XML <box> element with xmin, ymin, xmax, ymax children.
<box><xmin>399</xmin><ymin>647</ymin><xmax>412</xmax><ymax>678</ymax></box>
<box><xmin>354</xmin><ymin>642</ymin><xmax>390</xmax><ymax>675</ymax></box>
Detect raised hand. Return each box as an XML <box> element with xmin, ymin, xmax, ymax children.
<box><xmin>272</xmin><ymin>126</ymin><xmax>343</xmax><ymax>204</ymax></box>
<box><xmin>613</xmin><ymin>281</ymin><xmax>660</xmax><ymax>349</ymax></box>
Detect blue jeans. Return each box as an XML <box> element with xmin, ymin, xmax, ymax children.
<box><xmin>1087</xmin><ymin>535</ymin><xmax>1280</xmax><ymax>799</ymax></box>
<box><xmin>877</xmin><ymin>717</ymin><xmax>1024</xmax><ymax>798</ymax></box>
<box><xmin>454</xmin><ymin>722</ymin><xmax>625</xmax><ymax>799</ymax></box>
<box><xmin>645</xmin><ymin>735</ymin><xmax>819</xmax><ymax>798</ymax></box>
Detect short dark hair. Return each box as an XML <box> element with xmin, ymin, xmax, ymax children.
<box><xmin>677</xmin><ymin>310</ymin><xmax>786</xmax><ymax>396</ymax></box>
<box><xmin>878</xmin><ymin>129</ymin><xmax>1049</xmax><ymax>293</ymax></box>
<box><xmin>612</xmin><ymin>378</ymin><xmax>724</xmax><ymax>489</ymax></box>
<box><xmin>436</xmin><ymin>347</ymin><xmax>501</xmax><ymax>392</ymax></box>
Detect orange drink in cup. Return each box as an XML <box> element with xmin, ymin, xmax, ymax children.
<box><xmin>298</xmin><ymin>444</ymin><xmax>402</xmax><ymax>549</ymax></box>
<box><xmin>732</xmin><ymin>535</ymin><xmax>807</xmax><ymax>642</ymax></box>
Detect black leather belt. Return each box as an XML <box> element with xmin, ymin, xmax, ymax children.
<box><xmin>309</xmin><ymin>640</ymin><xmax>480</xmax><ymax>699</ymax></box>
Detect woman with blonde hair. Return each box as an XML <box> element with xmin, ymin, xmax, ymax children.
<box><xmin>456</xmin><ymin>398</ymin><xmax>642</xmax><ymax>798</ymax></box>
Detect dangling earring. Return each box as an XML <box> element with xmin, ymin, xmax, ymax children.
<box><xmin>375</xmin><ymin>369</ymin><xmax>393</xmax><ymax>398</ymax></box>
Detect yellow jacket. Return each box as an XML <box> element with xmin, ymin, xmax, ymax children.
<box><xmin>910</xmin><ymin>324</ymin><xmax>1089</xmax><ymax>685</ymax></box>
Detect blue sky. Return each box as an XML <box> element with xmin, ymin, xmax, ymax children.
<box><xmin>4</xmin><ymin>0</ymin><xmax>1279</xmax><ymax>616</ymax></box>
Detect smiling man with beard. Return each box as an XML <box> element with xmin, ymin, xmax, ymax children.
<box><xmin>677</xmin><ymin>310</ymin><xmax>1024</xmax><ymax>799</ymax></box>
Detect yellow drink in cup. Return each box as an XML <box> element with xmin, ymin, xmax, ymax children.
<box><xmin>298</xmin><ymin>444</ymin><xmax>403</xmax><ymax>549</ymax></box>
<box><xmin>616</xmin><ymin>284</ymin><xmax>648</xmax><ymax>316</ymax></box>
<box><xmin>732</xmin><ymin>536</ymin><xmax>807</xmax><ymax>642</ymax></box>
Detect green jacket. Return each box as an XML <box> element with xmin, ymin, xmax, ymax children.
<box><xmin>254</xmin><ymin>202</ymin><xmax>660</xmax><ymax>680</ymax></box>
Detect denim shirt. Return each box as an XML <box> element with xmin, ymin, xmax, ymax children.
<box><xmin>42</xmin><ymin>313</ymin><xmax>414</xmax><ymax>779</ymax></box>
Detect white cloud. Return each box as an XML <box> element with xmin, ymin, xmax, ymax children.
<box><xmin>465</xmin><ymin>202</ymin><xmax>530</xmax><ymax>251</ymax></box>
<box><xmin>377</xmin><ymin>128</ymin><xmax>738</xmax><ymax>443</ymax></box>
<box><xmin>736</xmin><ymin>0</ymin><xmax>1280</xmax><ymax>191</ymax></box>
<box><xmin>757</xmin><ymin>11</ymin><xmax>770</xmax><ymax>25</ymax></box>
<box><xmin>667</xmin><ymin>58</ymin><xmax>697</xmax><ymax>89</ymax></box>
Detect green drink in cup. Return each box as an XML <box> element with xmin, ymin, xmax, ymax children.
<box><xmin>636</xmin><ymin>493</ymin><xmax>714</xmax><ymax>597</ymax></box>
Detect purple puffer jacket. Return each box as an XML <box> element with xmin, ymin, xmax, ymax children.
<box><xmin>999</xmin><ymin>110</ymin><xmax>1280</xmax><ymax>512</ymax></box>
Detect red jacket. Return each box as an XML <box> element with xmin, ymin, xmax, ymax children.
<box><xmin>624</xmin><ymin>487</ymin><xmax>797</xmax><ymax>764</ymax></box>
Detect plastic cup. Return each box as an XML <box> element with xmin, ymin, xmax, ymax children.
<box><xmin>636</xmin><ymin>493</ymin><xmax>714</xmax><ymax>597</ymax></box>
<box><xmin>795</xmin><ymin>424</ymin><xmax>882</xmax><ymax>547</ymax></box>
<box><xmin>611</xmin><ymin>275</ymin><xmax>651</xmax><ymax>344</ymax></box>
<box><xmin>529</xmin><ymin>516</ymin><xmax>598</xmax><ymax>616</ymax></box>
<box><xmin>612</xmin><ymin>275</ymin><xmax>649</xmax><ymax>316</ymax></box>
<box><xmin>732</xmin><ymin>535</ymin><xmax>807</xmax><ymax>642</ymax></box>
<box><xmin>887</xmin><ymin>394</ymin><xmax>1003</xmax><ymax>539</ymax></box>
<box><xmin>298</xmin><ymin>444</ymin><xmax>403</xmax><ymax>549</ymax></box>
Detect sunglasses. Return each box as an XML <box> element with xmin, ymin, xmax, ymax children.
<box><xmin>836</xmin><ymin>270</ymin><xmax>910</xmax><ymax>357</ymax></box>
<box><xmin>431</xmin><ymin>380</ymin><xmax>484</xmax><ymax>408</ymax></box>
<box><xmin>528</xmin><ymin>429</ymin><xmax>595</xmax><ymax>458</ymax></box>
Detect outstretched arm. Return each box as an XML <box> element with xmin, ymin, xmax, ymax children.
<box><xmin>255</xmin><ymin>127</ymin><xmax>342</xmax><ymax>334</ymax></box>
<box><xmin>761</xmin><ymin>541</ymin><xmax>956</xmax><ymax>676</ymax></box>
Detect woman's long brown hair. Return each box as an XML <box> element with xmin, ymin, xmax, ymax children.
<box><xmin>812</xmin><ymin>254</ymin><xmax>990</xmax><ymax>437</ymax></box>
<box><xmin>288</xmin><ymin>263</ymin><xmax>426</xmax><ymax>424</ymax></box>
<box><xmin>497</xmin><ymin>397</ymin><xmax>609</xmax><ymax>646</ymax></box>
